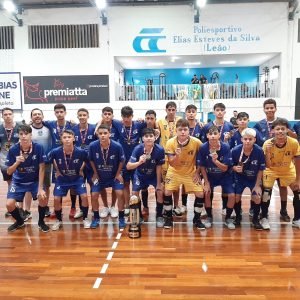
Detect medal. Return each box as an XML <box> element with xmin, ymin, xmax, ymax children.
<box><xmin>100</xmin><ymin>141</ymin><xmax>110</xmax><ymax>166</ymax></box>
<box><xmin>56</xmin><ymin>121</ymin><xmax>66</xmax><ymax>143</ymax></box>
<box><xmin>20</xmin><ymin>143</ymin><xmax>32</xmax><ymax>160</ymax></box>
<box><xmin>238</xmin><ymin>147</ymin><xmax>252</xmax><ymax>166</ymax></box>
<box><xmin>5</xmin><ymin>142</ymin><xmax>11</xmax><ymax>151</ymax></box>
<box><xmin>123</xmin><ymin>124</ymin><xmax>132</xmax><ymax>145</ymax></box>
<box><xmin>144</xmin><ymin>146</ymin><xmax>153</xmax><ymax>160</ymax></box>
<box><xmin>5</xmin><ymin>127</ymin><xmax>13</xmax><ymax>150</ymax></box>
<box><xmin>63</xmin><ymin>147</ymin><xmax>74</xmax><ymax>175</ymax></box>
<box><xmin>80</xmin><ymin>125</ymin><xmax>88</xmax><ymax>147</ymax></box>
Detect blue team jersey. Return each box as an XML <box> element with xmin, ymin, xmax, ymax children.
<box><xmin>6</xmin><ymin>142</ymin><xmax>46</xmax><ymax>184</ymax></box>
<box><xmin>197</xmin><ymin>141</ymin><xmax>232</xmax><ymax>180</ymax></box>
<box><xmin>129</xmin><ymin>143</ymin><xmax>165</xmax><ymax>179</ymax></box>
<box><xmin>200</xmin><ymin>121</ymin><xmax>234</xmax><ymax>143</ymax></box>
<box><xmin>72</xmin><ymin>123</ymin><xmax>97</xmax><ymax>151</ymax></box>
<box><xmin>88</xmin><ymin>139</ymin><xmax>125</xmax><ymax>181</ymax></box>
<box><xmin>44</xmin><ymin>120</ymin><xmax>75</xmax><ymax>149</ymax></box>
<box><xmin>189</xmin><ymin>123</ymin><xmax>202</xmax><ymax>140</ymax></box>
<box><xmin>293</xmin><ymin>121</ymin><xmax>300</xmax><ymax>142</ymax></box>
<box><xmin>231</xmin><ymin>144</ymin><xmax>265</xmax><ymax>182</ymax></box>
<box><xmin>229</xmin><ymin>129</ymin><xmax>264</xmax><ymax>149</ymax></box>
<box><xmin>47</xmin><ymin>146</ymin><xmax>87</xmax><ymax>183</ymax></box>
<box><xmin>112</xmin><ymin>119</ymin><xmax>146</xmax><ymax>162</ymax></box>
<box><xmin>253</xmin><ymin>119</ymin><xmax>293</xmax><ymax>143</ymax></box>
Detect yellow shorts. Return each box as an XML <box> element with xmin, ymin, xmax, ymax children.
<box><xmin>165</xmin><ymin>172</ymin><xmax>203</xmax><ymax>193</ymax></box>
<box><xmin>263</xmin><ymin>170</ymin><xmax>296</xmax><ymax>188</ymax></box>
<box><xmin>162</xmin><ymin>161</ymin><xmax>169</xmax><ymax>182</ymax></box>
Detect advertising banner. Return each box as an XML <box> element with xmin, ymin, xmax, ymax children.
<box><xmin>23</xmin><ymin>75</ymin><xmax>109</xmax><ymax>104</ymax></box>
<box><xmin>0</xmin><ymin>72</ymin><xmax>22</xmax><ymax>110</ymax></box>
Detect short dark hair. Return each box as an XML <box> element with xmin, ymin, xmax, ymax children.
<box><xmin>233</xmin><ymin>110</ymin><xmax>238</xmax><ymax>113</ymax></box>
<box><xmin>77</xmin><ymin>108</ymin><xmax>89</xmax><ymax>115</ymax></box>
<box><xmin>102</xmin><ymin>106</ymin><xmax>113</xmax><ymax>114</ymax></box>
<box><xmin>142</xmin><ymin>127</ymin><xmax>155</xmax><ymax>136</ymax></box>
<box><xmin>176</xmin><ymin>119</ymin><xmax>189</xmax><ymax>128</ymax></box>
<box><xmin>237</xmin><ymin>112</ymin><xmax>249</xmax><ymax>119</ymax></box>
<box><xmin>208</xmin><ymin>125</ymin><xmax>220</xmax><ymax>134</ymax></box>
<box><xmin>213</xmin><ymin>103</ymin><xmax>226</xmax><ymax>111</ymax></box>
<box><xmin>54</xmin><ymin>104</ymin><xmax>66</xmax><ymax>111</ymax></box>
<box><xmin>2</xmin><ymin>107</ymin><xmax>13</xmax><ymax>115</ymax></box>
<box><xmin>62</xmin><ymin>129</ymin><xmax>74</xmax><ymax>136</ymax></box>
<box><xmin>166</xmin><ymin>101</ymin><xmax>177</xmax><ymax>109</ymax></box>
<box><xmin>30</xmin><ymin>108</ymin><xmax>43</xmax><ymax>117</ymax></box>
<box><xmin>272</xmin><ymin>117</ymin><xmax>288</xmax><ymax>129</ymax></box>
<box><xmin>121</xmin><ymin>106</ymin><xmax>133</xmax><ymax>117</ymax></box>
<box><xmin>263</xmin><ymin>98</ymin><xmax>277</xmax><ymax>108</ymax></box>
<box><xmin>185</xmin><ymin>104</ymin><xmax>197</xmax><ymax>112</ymax></box>
<box><xmin>145</xmin><ymin>110</ymin><xmax>156</xmax><ymax>117</ymax></box>
<box><xmin>18</xmin><ymin>124</ymin><xmax>32</xmax><ymax>134</ymax></box>
<box><xmin>97</xmin><ymin>124</ymin><xmax>111</xmax><ymax>132</ymax></box>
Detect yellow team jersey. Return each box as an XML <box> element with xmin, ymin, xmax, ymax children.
<box><xmin>263</xmin><ymin>136</ymin><xmax>300</xmax><ymax>173</ymax></box>
<box><xmin>165</xmin><ymin>136</ymin><xmax>202</xmax><ymax>175</ymax></box>
<box><xmin>157</xmin><ymin>116</ymin><xmax>181</xmax><ymax>149</ymax></box>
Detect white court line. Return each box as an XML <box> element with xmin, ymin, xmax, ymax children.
<box><xmin>116</xmin><ymin>233</ymin><xmax>122</xmax><ymax>240</ymax></box>
<box><xmin>100</xmin><ymin>263</ymin><xmax>109</xmax><ymax>274</ymax></box>
<box><xmin>93</xmin><ymin>278</ymin><xmax>102</xmax><ymax>289</ymax></box>
<box><xmin>111</xmin><ymin>242</ymin><xmax>118</xmax><ymax>250</ymax></box>
<box><xmin>106</xmin><ymin>251</ymin><xmax>114</xmax><ymax>261</ymax></box>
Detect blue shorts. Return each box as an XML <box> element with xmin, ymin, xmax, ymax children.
<box><xmin>54</xmin><ymin>177</ymin><xmax>87</xmax><ymax>197</ymax></box>
<box><xmin>132</xmin><ymin>174</ymin><xmax>157</xmax><ymax>192</ymax></box>
<box><xmin>91</xmin><ymin>178</ymin><xmax>124</xmax><ymax>193</ymax></box>
<box><xmin>84</xmin><ymin>163</ymin><xmax>94</xmax><ymax>184</ymax></box>
<box><xmin>209</xmin><ymin>175</ymin><xmax>235</xmax><ymax>194</ymax></box>
<box><xmin>235</xmin><ymin>179</ymin><xmax>256</xmax><ymax>195</ymax></box>
<box><xmin>122</xmin><ymin>169</ymin><xmax>134</xmax><ymax>183</ymax></box>
<box><xmin>7</xmin><ymin>181</ymin><xmax>38</xmax><ymax>202</ymax></box>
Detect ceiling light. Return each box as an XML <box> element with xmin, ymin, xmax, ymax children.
<box><xmin>196</xmin><ymin>0</ymin><xmax>207</xmax><ymax>8</ymax></box>
<box><xmin>2</xmin><ymin>0</ymin><xmax>16</xmax><ymax>13</ymax></box>
<box><xmin>147</xmin><ymin>62</ymin><xmax>164</xmax><ymax>66</ymax></box>
<box><xmin>219</xmin><ymin>61</ymin><xmax>236</xmax><ymax>65</ymax></box>
<box><xmin>184</xmin><ymin>62</ymin><xmax>201</xmax><ymax>66</ymax></box>
<box><xmin>95</xmin><ymin>0</ymin><xmax>106</xmax><ymax>10</ymax></box>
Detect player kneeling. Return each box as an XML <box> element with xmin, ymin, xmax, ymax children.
<box><xmin>48</xmin><ymin>130</ymin><xmax>91</xmax><ymax>231</ymax></box>
<box><xmin>231</xmin><ymin>128</ymin><xmax>265</xmax><ymax>230</ymax></box>
<box><xmin>6</xmin><ymin>125</ymin><xmax>49</xmax><ymax>232</ymax></box>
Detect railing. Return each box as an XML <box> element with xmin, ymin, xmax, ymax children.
<box><xmin>118</xmin><ymin>81</ymin><xmax>278</xmax><ymax>101</ymax></box>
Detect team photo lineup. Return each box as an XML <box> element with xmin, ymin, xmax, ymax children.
<box><xmin>1</xmin><ymin>98</ymin><xmax>300</xmax><ymax>234</ymax></box>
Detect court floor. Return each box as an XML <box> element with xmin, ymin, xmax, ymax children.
<box><xmin>0</xmin><ymin>183</ymin><xmax>300</xmax><ymax>299</ymax></box>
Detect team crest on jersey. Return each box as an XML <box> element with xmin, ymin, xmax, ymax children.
<box><xmin>38</xmin><ymin>130</ymin><xmax>43</xmax><ymax>136</ymax></box>
<box><xmin>87</xmin><ymin>135</ymin><xmax>93</xmax><ymax>140</ymax></box>
<box><xmin>14</xmin><ymin>133</ymin><xmax>18</xmax><ymax>138</ymax></box>
<box><xmin>133</xmin><ymin>129</ymin><xmax>138</xmax><ymax>135</ymax></box>
<box><xmin>96</xmin><ymin>153</ymin><xmax>99</xmax><ymax>159</ymax></box>
<box><xmin>32</xmin><ymin>155</ymin><xmax>37</xmax><ymax>160</ymax></box>
<box><xmin>110</xmin><ymin>155</ymin><xmax>115</xmax><ymax>160</ymax></box>
<box><xmin>285</xmin><ymin>151</ymin><xmax>291</xmax><ymax>156</ymax></box>
<box><xmin>58</xmin><ymin>159</ymin><xmax>62</xmax><ymax>164</ymax></box>
<box><xmin>188</xmin><ymin>150</ymin><xmax>194</xmax><ymax>155</ymax></box>
<box><xmin>73</xmin><ymin>159</ymin><xmax>79</xmax><ymax>163</ymax></box>
<box><xmin>251</xmin><ymin>160</ymin><xmax>258</xmax><ymax>165</ymax></box>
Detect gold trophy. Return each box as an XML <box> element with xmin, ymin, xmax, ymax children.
<box><xmin>128</xmin><ymin>195</ymin><xmax>141</xmax><ymax>238</ymax></box>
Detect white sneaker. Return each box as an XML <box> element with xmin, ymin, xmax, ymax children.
<box><xmin>83</xmin><ymin>219</ymin><xmax>91</xmax><ymax>229</ymax></box>
<box><xmin>124</xmin><ymin>208</ymin><xmax>130</xmax><ymax>216</ymax></box>
<box><xmin>231</xmin><ymin>210</ymin><xmax>236</xmax><ymax>217</ymax></box>
<box><xmin>204</xmin><ymin>217</ymin><xmax>213</xmax><ymax>229</ymax></box>
<box><xmin>74</xmin><ymin>210</ymin><xmax>83</xmax><ymax>219</ymax></box>
<box><xmin>201</xmin><ymin>207</ymin><xmax>207</xmax><ymax>217</ymax></box>
<box><xmin>100</xmin><ymin>207</ymin><xmax>110</xmax><ymax>218</ymax></box>
<box><xmin>52</xmin><ymin>220</ymin><xmax>62</xmax><ymax>231</ymax></box>
<box><xmin>180</xmin><ymin>205</ymin><xmax>187</xmax><ymax>214</ymax></box>
<box><xmin>110</xmin><ymin>207</ymin><xmax>119</xmax><ymax>218</ymax></box>
<box><xmin>225</xmin><ymin>218</ymin><xmax>235</xmax><ymax>230</ymax></box>
<box><xmin>292</xmin><ymin>219</ymin><xmax>300</xmax><ymax>228</ymax></box>
<box><xmin>260</xmin><ymin>218</ymin><xmax>270</xmax><ymax>230</ymax></box>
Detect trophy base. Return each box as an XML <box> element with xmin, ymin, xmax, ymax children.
<box><xmin>128</xmin><ymin>224</ymin><xmax>141</xmax><ymax>239</ymax></box>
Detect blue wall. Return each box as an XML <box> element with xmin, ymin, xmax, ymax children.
<box><xmin>125</xmin><ymin>66</ymin><xmax>259</xmax><ymax>85</ymax></box>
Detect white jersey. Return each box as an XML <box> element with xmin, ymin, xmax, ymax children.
<box><xmin>31</xmin><ymin>125</ymin><xmax>52</xmax><ymax>155</ymax></box>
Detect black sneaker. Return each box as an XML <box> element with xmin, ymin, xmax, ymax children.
<box><xmin>280</xmin><ymin>210</ymin><xmax>291</xmax><ymax>222</ymax></box>
<box><xmin>252</xmin><ymin>220</ymin><xmax>263</xmax><ymax>231</ymax></box>
<box><xmin>8</xmin><ymin>221</ymin><xmax>25</xmax><ymax>232</ymax></box>
<box><xmin>23</xmin><ymin>210</ymin><xmax>32</xmax><ymax>222</ymax></box>
<box><xmin>5</xmin><ymin>211</ymin><xmax>11</xmax><ymax>217</ymax></box>
<box><xmin>44</xmin><ymin>206</ymin><xmax>51</xmax><ymax>217</ymax></box>
<box><xmin>172</xmin><ymin>207</ymin><xmax>182</xmax><ymax>217</ymax></box>
<box><xmin>18</xmin><ymin>208</ymin><xmax>25</xmax><ymax>220</ymax></box>
<box><xmin>194</xmin><ymin>219</ymin><xmax>206</xmax><ymax>230</ymax></box>
<box><xmin>164</xmin><ymin>217</ymin><xmax>173</xmax><ymax>229</ymax></box>
<box><xmin>38</xmin><ymin>222</ymin><xmax>50</xmax><ymax>233</ymax></box>
<box><xmin>234</xmin><ymin>217</ymin><xmax>241</xmax><ymax>226</ymax></box>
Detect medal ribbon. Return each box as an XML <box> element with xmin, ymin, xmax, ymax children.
<box><xmin>63</xmin><ymin>147</ymin><xmax>74</xmax><ymax>172</ymax></box>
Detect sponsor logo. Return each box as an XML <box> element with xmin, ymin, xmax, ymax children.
<box><xmin>133</xmin><ymin>28</ymin><xmax>166</xmax><ymax>53</ymax></box>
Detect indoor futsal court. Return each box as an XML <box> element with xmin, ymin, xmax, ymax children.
<box><xmin>1</xmin><ymin>183</ymin><xmax>299</xmax><ymax>299</ymax></box>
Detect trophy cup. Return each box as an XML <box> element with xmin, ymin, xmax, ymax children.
<box><xmin>128</xmin><ymin>195</ymin><xmax>141</xmax><ymax>238</ymax></box>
